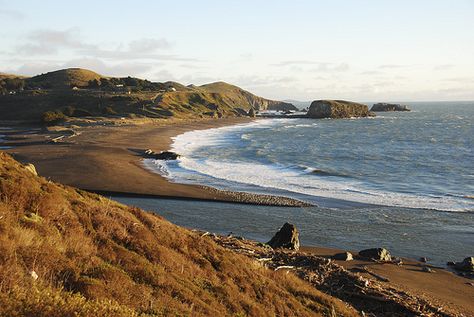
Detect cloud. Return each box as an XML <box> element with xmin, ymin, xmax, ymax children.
<box><xmin>433</xmin><ymin>64</ymin><xmax>454</xmax><ymax>71</ymax></box>
<box><xmin>271</xmin><ymin>60</ymin><xmax>319</xmax><ymax>67</ymax></box>
<box><xmin>13</xmin><ymin>62</ymin><xmax>63</xmax><ymax>76</ymax></box>
<box><xmin>271</xmin><ymin>60</ymin><xmax>349</xmax><ymax>72</ymax></box>
<box><xmin>310</xmin><ymin>63</ymin><xmax>349</xmax><ymax>73</ymax></box>
<box><xmin>233</xmin><ymin>75</ymin><xmax>298</xmax><ymax>89</ymax></box>
<box><xmin>239</xmin><ymin>53</ymin><xmax>253</xmax><ymax>60</ymax></box>
<box><xmin>63</xmin><ymin>58</ymin><xmax>153</xmax><ymax>76</ymax></box>
<box><xmin>15</xmin><ymin>28</ymin><xmax>96</xmax><ymax>55</ymax></box>
<box><xmin>9</xmin><ymin>58</ymin><xmax>153</xmax><ymax>77</ymax></box>
<box><xmin>360</xmin><ymin>70</ymin><xmax>383</xmax><ymax>75</ymax></box>
<box><xmin>128</xmin><ymin>38</ymin><xmax>171</xmax><ymax>51</ymax></box>
<box><xmin>442</xmin><ymin>77</ymin><xmax>474</xmax><ymax>83</ymax></box>
<box><xmin>82</xmin><ymin>38</ymin><xmax>190</xmax><ymax>61</ymax></box>
<box><xmin>0</xmin><ymin>8</ymin><xmax>24</xmax><ymax>19</ymax></box>
<box><xmin>152</xmin><ymin>70</ymin><xmax>217</xmax><ymax>85</ymax></box>
<box><xmin>378</xmin><ymin>64</ymin><xmax>408</xmax><ymax>69</ymax></box>
<box><xmin>12</xmin><ymin>28</ymin><xmax>193</xmax><ymax>62</ymax></box>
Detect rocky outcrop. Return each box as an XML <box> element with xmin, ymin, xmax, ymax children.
<box><xmin>358</xmin><ymin>248</ymin><xmax>392</xmax><ymax>261</ymax></box>
<box><xmin>267</xmin><ymin>222</ymin><xmax>300</xmax><ymax>251</ymax></box>
<box><xmin>454</xmin><ymin>257</ymin><xmax>474</xmax><ymax>272</ymax></box>
<box><xmin>306</xmin><ymin>100</ymin><xmax>373</xmax><ymax>119</ymax></box>
<box><xmin>267</xmin><ymin>101</ymin><xmax>298</xmax><ymax>112</ymax></box>
<box><xmin>370</xmin><ymin>103</ymin><xmax>411</xmax><ymax>112</ymax></box>
<box><xmin>144</xmin><ymin>150</ymin><xmax>180</xmax><ymax>160</ymax></box>
<box><xmin>333</xmin><ymin>252</ymin><xmax>353</xmax><ymax>261</ymax></box>
<box><xmin>247</xmin><ymin>108</ymin><xmax>256</xmax><ymax>117</ymax></box>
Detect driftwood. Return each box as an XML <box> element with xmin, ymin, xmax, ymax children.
<box><xmin>198</xmin><ymin>230</ymin><xmax>458</xmax><ymax>317</ymax></box>
<box><xmin>361</xmin><ymin>266</ymin><xmax>391</xmax><ymax>282</ymax></box>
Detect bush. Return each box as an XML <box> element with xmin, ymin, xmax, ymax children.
<box><xmin>71</xmin><ymin>108</ymin><xmax>93</xmax><ymax>117</ymax></box>
<box><xmin>63</xmin><ymin>106</ymin><xmax>76</xmax><ymax>116</ymax></box>
<box><xmin>42</xmin><ymin>111</ymin><xmax>66</xmax><ymax>126</ymax></box>
<box><xmin>102</xmin><ymin>106</ymin><xmax>117</xmax><ymax>115</ymax></box>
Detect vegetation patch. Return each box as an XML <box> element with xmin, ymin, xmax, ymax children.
<box><xmin>0</xmin><ymin>152</ymin><xmax>356</xmax><ymax>316</ymax></box>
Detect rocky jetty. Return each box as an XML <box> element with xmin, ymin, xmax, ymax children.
<box><xmin>306</xmin><ymin>100</ymin><xmax>374</xmax><ymax>119</ymax></box>
<box><xmin>370</xmin><ymin>103</ymin><xmax>411</xmax><ymax>112</ymax></box>
<box><xmin>267</xmin><ymin>222</ymin><xmax>300</xmax><ymax>251</ymax></box>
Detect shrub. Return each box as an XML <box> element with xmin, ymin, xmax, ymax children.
<box><xmin>42</xmin><ymin>111</ymin><xmax>66</xmax><ymax>125</ymax></box>
<box><xmin>72</xmin><ymin>108</ymin><xmax>93</xmax><ymax>117</ymax></box>
<box><xmin>63</xmin><ymin>106</ymin><xmax>76</xmax><ymax>116</ymax></box>
<box><xmin>102</xmin><ymin>106</ymin><xmax>117</xmax><ymax>115</ymax></box>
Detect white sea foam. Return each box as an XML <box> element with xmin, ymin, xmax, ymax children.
<box><xmin>177</xmin><ymin>158</ymin><xmax>472</xmax><ymax>212</ymax></box>
<box><xmin>146</xmin><ymin>119</ymin><xmax>474</xmax><ymax>213</ymax></box>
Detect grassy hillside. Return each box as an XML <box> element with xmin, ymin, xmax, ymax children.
<box><xmin>0</xmin><ymin>68</ymin><xmax>296</xmax><ymax>123</ymax></box>
<box><xmin>28</xmin><ymin>68</ymin><xmax>103</xmax><ymax>89</ymax></box>
<box><xmin>0</xmin><ymin>152</ymin><xmax>356</xmax><ymax>317</ymax></box>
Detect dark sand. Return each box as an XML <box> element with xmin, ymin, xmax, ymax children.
<box><xmin>1</xmin><ymin>118</ymin><xmax>309</xmax><ymax>206</ymax></box>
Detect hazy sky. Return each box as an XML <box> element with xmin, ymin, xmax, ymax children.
<box><xmin>1</xmin><ymin>0</ymin><xmax>473</xmax><ymax>101</ymax></box>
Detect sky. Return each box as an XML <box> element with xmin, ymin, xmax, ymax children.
<box><xmin>1</xmin><ymin>0</ymin><xmax>473</xmax><ymax>102</ymax></box>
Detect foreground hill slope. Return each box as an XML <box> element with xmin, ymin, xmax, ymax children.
<box><xmin>0</xmin><ymin>68</ymin><xmax>296</xmax><ymax>122</ymax></box>
<box><xmin>0</xmin><ymin>152</ymin><xmax>355</xmax><ymax>317</ymax></box>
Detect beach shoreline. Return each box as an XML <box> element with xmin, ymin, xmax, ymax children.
<box><xmin>1</xmin><ymin>117</ymin><xmax>312</xmax><ymax>207</ymax></box>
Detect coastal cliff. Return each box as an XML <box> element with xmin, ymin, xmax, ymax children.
<box><xmin>307</xmin><ymin>100</ymin><xmax>374</xmax><ymax>119</ymax></box>
<box><xmin>371</xmin><ymin>103</ymin><xmax>411</xmax><ymax>112</ymax></box>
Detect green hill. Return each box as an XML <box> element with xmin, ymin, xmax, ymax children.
<box><xmin>0</xmin><ymin>68</ymin><xmax>297</xmax><ymax>123</ymax></box>
<box><xmin>0</xmin><ymin>152</ymin><xmax>356</xmax><ymax>317</ymax></box>
<box><xmin>27</xmin><ymin>68</ymin><xmax>103</xmax><ymax>89</ymax></box>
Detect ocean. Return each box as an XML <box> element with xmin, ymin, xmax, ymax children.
<box><xmin>117</xmin><ymin>102</ymin><xmax>474</xmax><ymax>266</ymax></box>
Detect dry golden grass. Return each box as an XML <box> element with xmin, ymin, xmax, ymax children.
<box><xmin>0</xmin><ymin>152</ymin><xmax>357</xmax><ymax>316</ymax></box>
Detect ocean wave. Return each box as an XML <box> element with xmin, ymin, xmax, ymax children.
<box><xmin>146</xmin><ymin>154</ymin><xmax>473</xmax><ymax>212</ymax></box>
<box><xmin>142</xmin><ymin>159</ymin><xmax>170</xmax><ymax>177</ymax></box>
<box><xmin>302</xmin><ymin>166</ymin><xmax>350</xmax><ymax>178</ymax></box>
<box><xmin>283</xmin><ymin>123</ymin><xmax>316</xmax><ymax>129</ymax></box>
<box><xmin>148</xmin><ymin>118</ymin><xmax>474</xmax><ymax>213</ymax></box>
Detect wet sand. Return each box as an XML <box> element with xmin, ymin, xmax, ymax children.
<box><xmin>1</xmin><ymin>118</ymin><xmax>310</xmax><ymax>206</ymax></box>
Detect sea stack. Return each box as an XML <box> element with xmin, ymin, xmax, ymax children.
<box><xmin>306</xmin><ymin>100</ymin><xmax>373</xmax><ymax>119</ymax></box>
<box><xmin>370</xmin><ymin>103</ymin><xmax>411</xmax><ymax>112</ymax></box>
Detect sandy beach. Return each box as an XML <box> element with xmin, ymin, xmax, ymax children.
<box><xmin>1</xmin><ymin>117</ymin><xmax>309</xmax><ymax>206</ymax></box>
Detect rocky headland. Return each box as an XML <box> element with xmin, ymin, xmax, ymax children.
<box><xmin>306</xmin><ymin>100</ymin><xmax>374</xmax><ymax>119</ymax></box>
